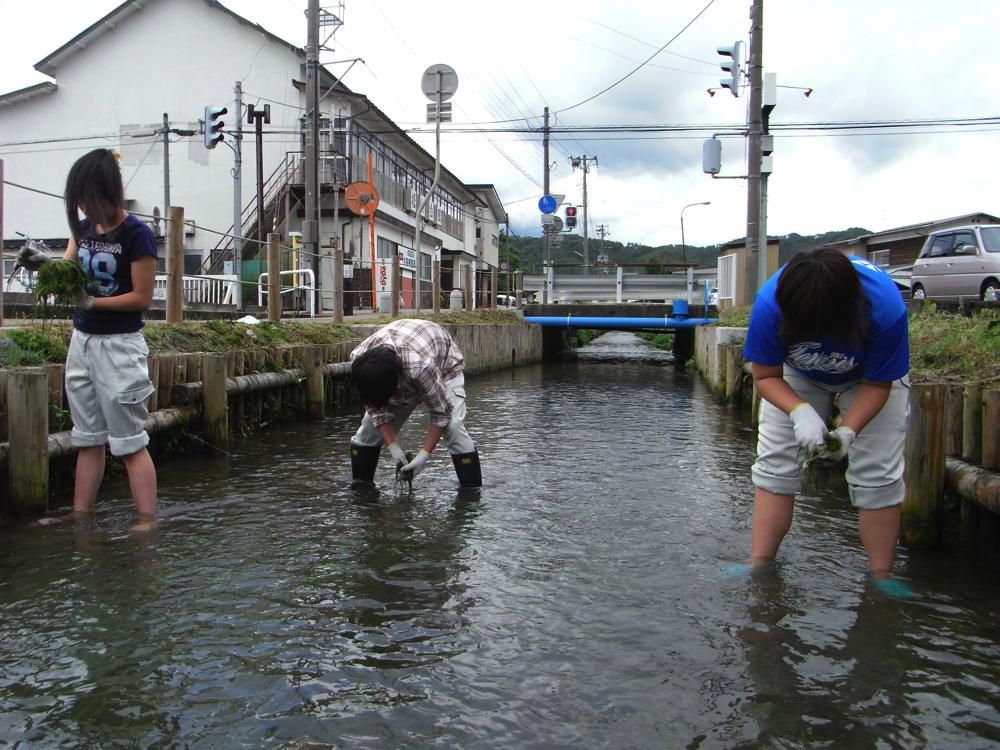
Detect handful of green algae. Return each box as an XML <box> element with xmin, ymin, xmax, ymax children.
<box><xmin>804</xmin><ymin>431</ymin><xmax>844</xmax><ymax>467</ymax></box>
<box><xmin>35</xmin><ymin>260</ymin><xmax>88</xmax><ymax>306</ymax></box>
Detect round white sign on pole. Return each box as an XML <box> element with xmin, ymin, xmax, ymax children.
<box><xmin>421</xmin><ymin>64</ymin><xmax>458</xmax><ymax>101</ymax></box>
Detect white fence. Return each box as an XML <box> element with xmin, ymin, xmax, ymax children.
<box><xmin>153</xmin><ymin>274</ymin><xmax>236</xmax><ymax>306</ymax></box>
<box><xmin>258</xmin><ymin>269</ymin><xmax>316</xmax><ymax>318</ymax></box>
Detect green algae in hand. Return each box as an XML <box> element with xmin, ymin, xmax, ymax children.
<box><xmin>35</xmin><ymin>260</ymin><xmax>88</xmax><ymax>306</ymax></box>
<box><xmin>395</xmin><ymin>450</ymin><xmax>417</xmax><ymax>490</ymax></box>
<box><xmin>804</xmin><ymin>432</ymin><xmax>844</xmax><ymax>468</ymax></box>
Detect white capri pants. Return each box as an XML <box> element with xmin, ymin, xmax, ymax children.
<box><xmin>65</xmin><ymin>330</ymin><xmax>156</xmax><ymax>456</ymax></box>
<box><xmin>352</xmin><ymin>372</ymin><xmax>476</xmax><ymax>455</ymax></box>
<box><xmin>752</xmin><ymin>368</ymin><xmax>910</xmax><ymax>509</ymax></box>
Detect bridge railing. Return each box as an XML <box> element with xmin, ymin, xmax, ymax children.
<box><xmin>522</xmin><ymin>264</ymin><xmax>717</xmax><ymax>304</ymax></box>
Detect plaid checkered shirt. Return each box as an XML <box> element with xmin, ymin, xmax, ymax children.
<box><xmin>350</xmin><ymin>319</ymin><xmax>464</xmax><ymax>428</ymax></box>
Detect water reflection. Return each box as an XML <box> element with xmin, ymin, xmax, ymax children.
<box><xmin>731</xmin><ymin>569</ymin><xmax>920</xmax><ymax>748</ymax></box>
<box><xmin>0</xmin><ymin>333</ymin><xmax>997</xmax><ymax>747</ymax></box>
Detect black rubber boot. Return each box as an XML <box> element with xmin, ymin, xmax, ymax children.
<box><xmin>451</xmin><ymin>450</ymin><xmax>482</xmax><ymax>487</ymax></box>
<box><xmin>350</xmin><ymin>443</ymin><xmax>381</xmax><ymax>483</ymax></box>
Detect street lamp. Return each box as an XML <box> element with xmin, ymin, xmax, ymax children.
<box><xmin>680</xmin><ymin>201</ymin><xmax>711</xmax><ymax>303</ymax></box>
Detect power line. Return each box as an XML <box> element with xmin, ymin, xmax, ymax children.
<box><xmin>554</xmin><ymin>0</ymin><xmax>718</xmax><ymax>115</ymax></box>
<box><xmin>580</xmin><ymin>15</ymin><xmax>718</xmax><ymax>68</ymax></box>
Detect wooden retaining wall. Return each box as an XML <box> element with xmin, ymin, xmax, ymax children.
<box><xmin>693</xmin><ymin>325</ymin><xmax>1000</xmax><ymax>561</ymax></box>
<box><xmin>0</xmin><ymin>323</ymin><xmax>543</xmax><ymax>515</ymax></box>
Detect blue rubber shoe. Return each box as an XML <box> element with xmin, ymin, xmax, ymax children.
<box><xmin>870</xmin><ymin>577</ymin><xmax>920</xmax><ymax>601</ymax></box>
<box><xmin>722</xmin><ymin>563</ymin><xmax>753</xmax><ymax>577</ymax></box>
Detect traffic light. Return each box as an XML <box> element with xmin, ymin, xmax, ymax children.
<box><xmin>717</xmin><ymin>41</ymin><xmax>743</xmax><ymax>97</ymax></box>
<box><xmin>565</xmin><ymin>205</ymin><xmax>578</xmax><ymax>229</ymax></box>
<box><xmin>203</xmin><ymin>105</ymin><xmax>228</xmax><ymax>149</ymax></box>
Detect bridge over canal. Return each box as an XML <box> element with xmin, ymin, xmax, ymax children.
<box><xmin>523</xmin><ymin>301</ymin><xmax>718</xmax><ymax>359</ymax></box>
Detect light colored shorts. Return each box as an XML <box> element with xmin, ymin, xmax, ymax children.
<box><xmin>751</xmin><ymin>368</ymin><xmax>910</xmax><ymax>509</ymax></box>
<box><xmin>65</xmin><ymin>330</ymin><xmax>156</xmax><ymax>456</ymax></box>
<box><xmin>352</xmin><ymin>372</ymin><xmax>476</xmax><ymax>455</ymax></box>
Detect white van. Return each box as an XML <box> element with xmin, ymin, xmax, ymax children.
<box><xmin>496</xmin><ymin>294</ymin><xmax>519</xmax><ymax>310</ymax></box>
<box><xmin>910</xmin><ymin>225</ymin><xmax>1000</xmax><ymax>302</ymax></box>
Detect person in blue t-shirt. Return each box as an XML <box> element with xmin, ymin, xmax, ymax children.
<box><xmin>742</xmin><ymin>247</ymin><xmax>910</xmax><ymax>586</ymax></box>
<box><xmin>20</xmin><ymin>149</ymin><xmax>159</xmax><ymax>531</ymax></box>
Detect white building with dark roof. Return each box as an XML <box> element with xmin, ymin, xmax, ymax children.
<box><xmin>0</xmin><ymin>0</ymin><xmax>506</xmax><ymax>311</ymax></box>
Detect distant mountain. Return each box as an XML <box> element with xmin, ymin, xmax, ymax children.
<box><xmin>501</xmin><ymin>228</ymin><xmax>872</xmax><ymax>274</ymax></box>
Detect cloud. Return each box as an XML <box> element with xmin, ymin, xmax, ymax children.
<box><xmin>3</xmin><ymin>0</ymin><xmax>999</xmax><ymax>247</ymax></box>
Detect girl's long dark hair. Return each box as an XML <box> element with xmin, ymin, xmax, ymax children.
<box><xmin>775</xmin><ymin>247</ymin><xmax>869</xmax><ymax>349</ymax></box>
<box><xmin>65</xmin><ymin>148</ymin><xmax>124</xmax><ymax>244</ymax></box>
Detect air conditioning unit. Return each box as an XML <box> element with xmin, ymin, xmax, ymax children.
<box><xmin>184</xmin><ymin>220</ymin><xmax>196</xmax><ymax>236</ymax></box>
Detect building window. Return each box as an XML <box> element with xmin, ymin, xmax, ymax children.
<box><xmin>377</xmin><ymin>237</ymin><xmax>396</xmax><ymax>259</ymax></box>
<box><xmin>420</xmin><ymin>251</ymin><xmax>432</xmax><ymax>282</ymax></box>
<box><xmin>869</xmin><ymin>249</ymin><xmax>890</xmax><ymax>267</ymax></box>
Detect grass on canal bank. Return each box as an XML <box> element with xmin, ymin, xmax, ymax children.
<box><xmin>0</xmin><ymin>310</ymin><xmax>524</xmax><ymax>367</ymax></box>
<box><xmin>716</xmin><ymin>303</ymin><xmax>1000</xmax><ymax>385</ymax></box>
<box><xmin>2</xmin><ymin>306</ymin><xmax>997</xmax><ymax>386</ymax></box>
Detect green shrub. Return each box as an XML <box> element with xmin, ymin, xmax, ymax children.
<box><xmin>2</xmin><ymin>328</ymin><xmax>68</xmax><ymax>366</ymax></box>
<box><xmin>635</xmin><ymin>332</ymin><xmax>673</xmax><ymax>350</ymax></box>
<box><xmin>571</xmin><ymin>329</ymin><xmax>601</xmax><ymax>347</ymax></box>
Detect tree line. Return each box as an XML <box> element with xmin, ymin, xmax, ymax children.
<box><xmin>500</xmin><ymin>227</ymin><xmax>872</xmax><ymax>275</ymax></box>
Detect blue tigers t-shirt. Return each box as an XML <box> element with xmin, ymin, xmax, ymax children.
<box><xmin>742</xmin><ymin>256</ymin><xmax>909</xmax><ymax>385</ymax></box>
<box><xmin>73</xmin><ymin>213</ymin><xmax>158</xmax><ymax>335</ymax></box>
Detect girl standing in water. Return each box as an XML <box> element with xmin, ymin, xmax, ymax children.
<box><xmin>22</xmin><ymin>149</ymin><xmax>159</xmax><ymax>530</ymax></box>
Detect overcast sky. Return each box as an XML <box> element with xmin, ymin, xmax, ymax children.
<box><xmin>2</xmin><ymin>0</ymin><xmax>999</xmax><ymax>248</ymax></box>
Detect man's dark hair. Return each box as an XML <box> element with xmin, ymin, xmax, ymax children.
<box><xmin>65</xmin><ymin>148</ymin><xmax>124</xmax><ymax>244</ymax></box>
<box><xmin>351</xmin><ymin>345</ymin><xmax>402</xmax><ymax>408</ymax></box>
<box><xmin>775</xmin><ymin>247</ymin><xmax>869</xmax><ymax>349</ymax></box>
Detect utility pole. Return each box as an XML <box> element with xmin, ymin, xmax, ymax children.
<box><xmin>1</xmin><ymin>158</ymin><xmax>5</xmax><ymax>327</ymax></box>
<box><xmin>542</xmin><ymin>106</ymin><xmax>550</xmax><ymax>302</ymax></box>
<box><xmin>233</xmin><ymin>81</ymin><xmax>244</xmax><ymax>311</ymax></box>
<box><xmin>595</xmin><ymin>223</ymin><xmax>609</xmax><ymax>272</ymax></box>
<box><xmin>759</xmin><ymin>72</ymin><xmax>776</xmax><ymax>289</ymax></box>
<box><xmin>744</xmin><ymin>0</ymin><xmax>764</xmax><ymax>302</ymax></box>
<box><xmin>247</xmin><ymin>103</ymin><xmax>271</xmax><ymax>257</ymax></box>
<box><xmin>570</xmin><ymin>155</ymin><xmax>598</xmax><ymax>273</ymax></box>
<box><xmin>152</xmin><ymin>115</ymin><xmax>195</xmax><ymax>217</ymax></box>
<box><xmin>305</xmin><ymin>0</ymin><xmax>320</xmax><ymax>315</ymax></box>
<box><xmin>162</xmin><ymin>113</ymin><xmax>171</xmax><ymax>216</ymax></box>
<box><xmin>153</xmin><ymin>114</ymin><xmax>194</xmax><ymax>275</ymax></box>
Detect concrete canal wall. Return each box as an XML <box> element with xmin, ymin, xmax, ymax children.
<box><xmin>347</xmin><ymin>323</ymin><xmax>544</xmax><ymax>375</ymax></box>
<box><xmin>0</xmin><ymin>322</ymin><xmax>543</xmax><ymax>516</ymax></box>
<box><xmin>693</xmin><ymin>324</ymin><xmax>1000</xmax><ymax>564</ymax></box>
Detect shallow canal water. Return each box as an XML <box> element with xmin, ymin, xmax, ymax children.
<box><xmin>1</xmin><ymin>331</ymin><xmax>999</xmax><ymax>748</ymax></box>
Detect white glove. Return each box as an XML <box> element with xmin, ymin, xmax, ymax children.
<box><xmin>789</xmin><ymin>402</ymin><xmax>827</xmax><ymax>451</ymax></box>
<box><xmin>16</xmin><ymin>242</ymin><xmax>51</xmax><ymax>271</ymax></box>
<box><xmin>821</xmin><ymin>426</ymin><xmax>856</xmax><ymax>462</ymax></box>
<box><xmin>387</xmin><ymin>441</ymin><xmax>408</xmax><ymax>466</ymax></box>
<box><xmin>400</xmin><ymin>449</ymin><xmax>430</xmax><ymax>478</ymax></box>
<box><xmin>76</xmin><ymin>290</ymin><xmax>94</xmax><ymax>310</ymax></box>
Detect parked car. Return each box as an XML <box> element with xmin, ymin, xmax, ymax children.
<box><xmin>886</xmin><ymin>265</ymin><xmax>912</xmax><ymax>300</ymax></box>
<box><xmin>496</xmin><ymin>294</ymin><xmax>519</xmax><ymax>309</ymax></box>
<box><xmin>910</xmin><ymin>225</ymin><xmax>1000</xmax><ymax>302</ymax></box>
